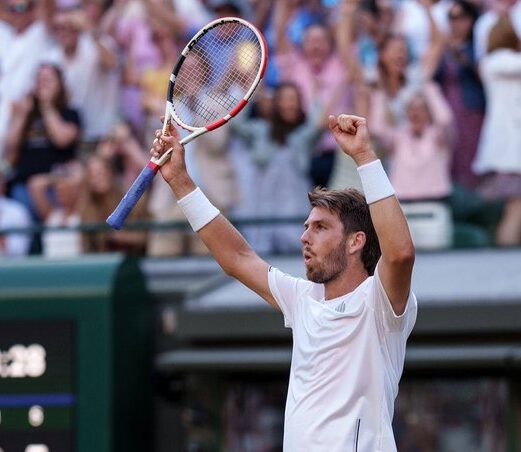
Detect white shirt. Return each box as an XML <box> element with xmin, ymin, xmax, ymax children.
<box><xmin>0</xmin><ymin>20</ymin><xmax>54</xmax><ymax>156</ymax></box>
<box><xmin>42</xmin><ymin>210</ymin><xmax>82</xmax><ymax>258</ymax></box>
<box><xmin>473</xmin><ymin>49</ymin><xmax>521</xmax><ymax>174</ymax></box>
<box><xmin>268</xmin><ymin>265</ymin><xmax>417</xmax><ymax>452</ymax></box>
<box><xmin>0</xmin><ymin>196</ymin><xmax>32</xmax><ymax>257</ymax></box>
<box><xmin>45</xmin><ymin>33</ymin><xmax>120</xmax><ymax>141</ymax></box>
<box><xmin>474</xmin><ymin>1</ymin><xmax>521</xmax><ymax>60</ymax></box>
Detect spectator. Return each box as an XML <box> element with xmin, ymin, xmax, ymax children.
<box><xmin>230</xmin><ymin>82</ymin><xmax>328</xmax><ymax>254</ymax></box>
<box><xmin>371</xmin><ymin>81</ymin><xmax>454</xmax><ymax>202</ymax></box>
<box><xmin>27</xmin><ymin>162</ymin><xmax>83</xmax><ymax>258</ymax></box>
<box><xmin>273</xmin><ymin>0</ymin><xmax>362</xmax><ymax>187</ymax></box>
<box><xmin>0</xmin><ymin>0</ymin><xmax>54</xmax><ymax>156</ymax></box>
<box><xmin>4</xmin><ymin>63</ymin><xmax>81</xmax><ymax>217</ymax></box>
<box><xmin>424</xmin><ymin>0</ymin><xmax>486</xmax><ymax>190</ymax></box>
<box><xmin>370</xmin><ymin>82</ymin><xmax>455</xmax><ymax>248</ymax></box>
<box><xmin>0</xmin><ymin>171</ymin><xmax>32</xmax><ymax>257</ymax></box>
<box><xmin>101</xmin><ymin>0</ymin><xmax>179</xmax><ymax>139</ymax></box>
<box><xmin>355</xmin><ymin>0</ymin><xmax>396</xmax><ymax>84</ymax></box>
<box><xmin>369</xmin><ymin>32</ymin><xmax>421</xmax><ymax>130</ymax></box>
<box><xmin>139</xmin><ymin>20</ymin><xmax>179</xmax><ymax>142</ymax></box>
<box><xmin>80</xmin><ymin>153</ymin><xmax>148</xmax><ymax>254</ymax></box>
<box><xmin>46</xmin><ymin>4</ymin><xmax>119</xmax><ymax>154</ymax></box>
<box><xmin>473</xmin><ymin>15</ymin><xmax>521</xmax><ymax>246</ymax></box>
<box><xmin>96</xmin><ymin>122</ymin><xmax>148</xmax><ymax>189</ymax></box>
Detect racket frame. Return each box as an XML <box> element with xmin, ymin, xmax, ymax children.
<box><xmin>153</xmin><ymin>16</ymin><xmax>268</xmax><ymax>166</ymax></box>
<box><xmin>106</xmin><ymin>17</ymin><xmax>267</xmax><ymax>230</ymax></box>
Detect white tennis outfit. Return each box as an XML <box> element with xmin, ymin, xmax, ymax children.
<box><xmin>268</xmin><ymin>265</ymin><xmax>417</xmax><ymax>452</ymax></box>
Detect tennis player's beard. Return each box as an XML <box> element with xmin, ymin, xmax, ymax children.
<box><xmin>306</xmin><ymin>237</ymin><xmax>348</xmax><ymax>284</ymax></box>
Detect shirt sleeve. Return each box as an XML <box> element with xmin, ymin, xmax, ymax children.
<box><xmin>372</xmin><ymin>265</ymin><xmax>418</xmax><ymax>383</ymax></box>
<box><xmin>267</xmin><ymin>266</ymin><xmax>309</xmax><ymax>329</ymax></box>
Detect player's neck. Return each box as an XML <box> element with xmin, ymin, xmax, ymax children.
<box><xmin>323</xmin><ymin>263</ymin><xmax>368</xmax><ymax>301</ymax></box>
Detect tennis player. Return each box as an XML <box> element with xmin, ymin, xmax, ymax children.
<box><xmin>151</xmin><ymin>114</ymin><xmax>417</xmax><ymax>451</ymax></box>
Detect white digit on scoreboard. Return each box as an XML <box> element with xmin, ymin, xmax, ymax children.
<box><xmin>25</xmin><ymin>446</ymin><xmax>49</xmax><ymax>452</ymax></box>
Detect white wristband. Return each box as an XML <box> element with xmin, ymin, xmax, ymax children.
<box><xmin>177</xmin><ymin>187</ymin><xmax>220</xmax><ymax>232</ymax></box>
<box><xmin>357</xmin><ymin>159</ymin><xmax>395</xmax><ymax>204</ymax></box>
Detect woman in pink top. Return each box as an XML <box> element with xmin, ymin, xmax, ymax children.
<box><xmin>370</xmin><ymin>82</ymin><xmax>454</xmax><ymax>202</ymax></box>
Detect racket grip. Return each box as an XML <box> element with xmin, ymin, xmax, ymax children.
<box><xmin>106</xmin><ymin>163</ymin><xmax>159</xmax><ymax>230</ymax></box>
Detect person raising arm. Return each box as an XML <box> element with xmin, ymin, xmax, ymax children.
<box><xmin>151</xmin><ymin>113</ymin><xmax>417</xmax><ymax>451</ymax></box>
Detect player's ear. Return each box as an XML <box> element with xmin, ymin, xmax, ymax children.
<box><xmin>347</xmin><ymin>231</ymin><xmax>366</xmax><ymax>255</ymax></box>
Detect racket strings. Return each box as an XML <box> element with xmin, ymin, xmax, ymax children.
<box><xmin>172</xmin><ymin>21</ymin><xmax>262</xmax><ymax>128</ymax></box>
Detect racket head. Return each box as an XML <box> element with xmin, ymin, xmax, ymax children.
<box><xmin>165</xmin><ymin>17</ymin><xmax>268</xmax><ymax>133</ymax></box>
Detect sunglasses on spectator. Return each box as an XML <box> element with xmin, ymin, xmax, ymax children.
<box><xmin>6</xmin><ymin>0</ymin><xmax>35</xmax><ymax>13</ymax></box>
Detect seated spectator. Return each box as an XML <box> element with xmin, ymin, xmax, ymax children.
<box><xmin>230</xmin><ymin>82</ymin><xmax>326</xmax><ymax>254</ymax></box>
<box><xmin>96</xmin><ymin>122</ymin><xmax>148</xmax><ymax>189</ymax></box>
<box><xmin>46</xmin><ymin>4</ymin><xmax>119</xmax><ymax>154</ymax></box>
<box><xmin>27</xmin><ymin>162</ymin><xmax>83</xmax><ymax>258</ymax></box>
<box><xmin>80</xmin><ymin>153</ymin><xmax>148</xmax><ymax>255</ymax></box>
<box><xmin>473</xmin><ymin>14</ymin><xmax>521</xmax><ymax>246</ymax></box>
<box><xmin>4</xmin><ymin>63</ymin><xmax>81</xmax><ymax>217</ymax></box>
<box><xmin>371</xmin><ymin>81</ymin><xmax>455</xmax><ymax>248</ymax></box>
<box><xmin>0</xmin><ymin>171</ymin><xmax>32</xmax><ymax>257</ymax></box>
<box><xmin>423</xmin><ymin>0</ymin><xmax>485</xmax><ymax>190</ymax></box>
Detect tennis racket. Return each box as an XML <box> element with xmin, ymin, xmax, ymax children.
<box><xmin>106</xmin><ymin>16</ymin><xmax>268</xmax><ymax>229</ymax></box>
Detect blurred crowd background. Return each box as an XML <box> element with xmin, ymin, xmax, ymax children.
<box><xmin>1</xmin><ymin>0</ymin><xmax>521</xmax><ymax>259</ymax></box>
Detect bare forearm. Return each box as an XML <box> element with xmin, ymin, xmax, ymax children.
<box><xmin>331</xmin><ymin>114</ymin><xmax>414</xmax><ymax>311</ymax></box>
<box><xmin>352</xmin><ymin>150</ymin><xmax>414</xmax><ymax>262</ymax></box>
<box><xmin>273</xmin><ymin>0</ymin><xmax>292</xmax><ymax>53</ymax></box>
<box><xmin>94</xmin><ymin>37</ymin><xmax>118</xmax><ymax>71</ymax></box>
<box><xmin>369</xmin><ymin>196</ymin><xmax>414</xmax><ymax>264</ymax></box>
<box><xmin>41</xmin><ymin>107</ymin><xmax>79</xmax><ymax>148</ymax></box>
<box><xmin>167</xmin><ymin>172</ymin><xmax>250</xmax><ymax>266</ymax></box>
<box><xmin>335</xmin><ymin>1</ymin><xmax>355</xmax><ymax>68</ymax></box>
<box><xmin>4</xmin><ymin>117</ymin><xmax>26</xmax><ymax>165</ymax></box>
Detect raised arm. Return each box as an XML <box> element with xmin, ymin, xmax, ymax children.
<box><xmin>273</xmin><ymin>0</ymin><xmax>294</xmax><ymax>55</ymax></box>
<box><xmin>422</xmin><ymin>81</ymin><xmax>454</xmax><ymax>146</ymax></box>
<box><xmin>329</xmin><ymin>114</ymin><xmax>414</xmax><ymax>315</ymax></box>
<box><xmin>420</xmin><ymin>0</ymin><xmax>445</xmax><ymax>81</ymax></box>
<box><xmin>335</xmin><ymin>0</ymin><xmax>363</xmax><ymax>82</ymax></box>
<box><xmin>150</xmin><ymin>123</ymin><xmax>279</xmax><ymax>311</ymax></box>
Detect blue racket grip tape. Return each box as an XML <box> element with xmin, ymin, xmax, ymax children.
<box><xmin>106</xmin><ymin>163</ymin><xmax>159</xmax><ymax>230</ymax></box>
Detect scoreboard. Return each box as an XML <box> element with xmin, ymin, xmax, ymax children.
<box><xmin>0</xmin><ymin>255</ymin><xmax>152</xmax><ymax>452</ymax></box>
<box><xmin>0</xmin><ymin>321</ymin><xmax>75</xmax><ymax>452</ymax></box>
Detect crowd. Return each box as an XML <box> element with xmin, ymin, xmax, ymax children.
<box><xmin>0</xmin><ymin>0</ymin><xmax>520</xmax><ymax>258</ymax></box>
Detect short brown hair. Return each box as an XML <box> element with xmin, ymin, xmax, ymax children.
<box><xmin>308</xmin><ymin>187</ymin><xmax>381</xmax><ymax>275</ymax></box>
<box><xmin>487</xmin><ymin>16</ymin><xmax>519</xmax><ymax>53</ymax></box>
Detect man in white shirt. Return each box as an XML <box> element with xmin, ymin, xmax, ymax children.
<box><xmin>45</xmin><ymin>6</ymin><xmax>119</xmax><ymax>146</ymax></box>
<box><xmin>150</xmin><ymin>114</ymin><xmax>417</xmax><ymax>451</ymax></box>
